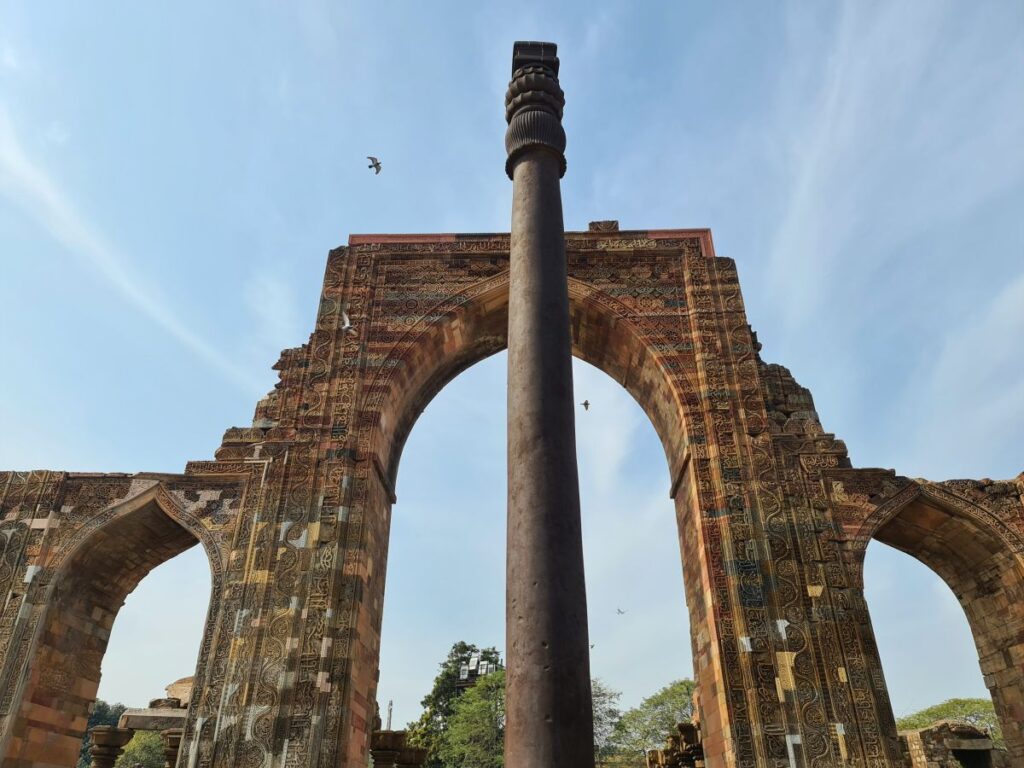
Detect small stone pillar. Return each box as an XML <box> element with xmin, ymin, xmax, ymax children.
<box><xmin>370</xmin><ymin>730</ymin><xmax>426</xmax><ymax>768</ymax></box>
<box><xmin>160</xmin><ymin>727</ymin><xmax>183</xmax><ymax>768</ymax></box>
<box><xmin>87</xmin><ymin>725</ymin><xmax>134</xmax><ymax>768</ymax></box>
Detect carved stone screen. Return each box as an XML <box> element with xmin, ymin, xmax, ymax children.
<box><xmin>1</xmin><ymin>226</ymin><xmax>1021</xmax><ymax>767</ymax></box>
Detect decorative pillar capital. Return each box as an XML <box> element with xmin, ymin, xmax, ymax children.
<box><xmin>504</xmin><ymin>41</ymin><xmax>566</xmax><ymax>179</ymax></box>
<box><xmin>87</xmin><ymin>725</ymin><xmax>134</xmax><ymax>768</ymax></box>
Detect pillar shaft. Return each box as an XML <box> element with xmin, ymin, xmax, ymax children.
<box><xmin>504</xmin><ymin>41</ymin><xmax>594</xmax><ymax>768</ymax></box>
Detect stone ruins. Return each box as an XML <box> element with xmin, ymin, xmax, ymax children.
<box><xmin>899</xmin><ymin>721</ymin><xmax>1008</xmax><ymax>768</ymax></box>
<box><xmin>0</xmin><ymin>41</ymin><xmax>1021</xmax><ymax>768</ymax></box>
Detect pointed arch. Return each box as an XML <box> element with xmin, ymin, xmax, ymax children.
<box><xmin>365</xmin><ymin>272</ymin><xmax>695</xmax><ymax>494</ymax></box>
<box><xmin>857</xmin><ymin>480</ymin><xmax>1024</xmax><ymax>759</ymax></box>
<box><xmin>853</xmin><ymin>480</ymin><xmax>1024</xmax><ymax>558</ymax></box>
<box><xmin>346</xmin><ymin>265</ymin><xmax>738</xmax><ymax>766</ymax></box>
<box><xmin>0</xmin><ymin>482</ymin><xmax>220</xmax><ymax>768</ymax></box>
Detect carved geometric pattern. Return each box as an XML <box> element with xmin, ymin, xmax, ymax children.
<box><xmin>1</xmin><ymin>228</ymin><xmax>1020</xmax><ymax>767</ymax></box>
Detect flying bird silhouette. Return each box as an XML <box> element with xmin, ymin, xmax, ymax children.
<box><xmin>581</xmin><ymin>400</ymin><xmax>590</xmax><ymax>411</ymax></box>
<box><xmin>616</xmin><ymin>608</ymin><xmax>627</xmax><ymax>615</ymax></box>
<box><xmin>367</xmin><ymin>156</ymin><xmax>382</xmax><ymax>174</ymax></box>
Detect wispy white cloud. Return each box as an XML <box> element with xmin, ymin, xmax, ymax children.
<box><xmin>294</xmin><ymin>0</ymin><xmax>344</xmax><ymax>62</ymax></box>
<box><xmin>243</xmin><ymin>268</ymin><xmax>303</xmax><ymax>360</ymax></box>
<box><xmin>767</xmin><ymin>1</ymin><xmax>1024</xmax><ymax>327</ymax></box>
<box><xmin>905</xmin><ymin>271</ymin><xmax>1024</xmax><ymax>478</ymax></box>
<box><xmin>577</xmin><ymin>6</ymin><xmax>621</xmax><ymax>64</ymax></box>
<box><xmin>0</xmin><ymin>107</ymin><xmax>262</xmax><ymax>394</ymax></box>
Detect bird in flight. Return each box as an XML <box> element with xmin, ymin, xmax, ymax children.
<box><xmin>616</xmin><ymin>608</ymin><xmax>627</xmax><ymax>615</ymax></box>
<box><xmin>367</xmin><ymin>156</ymin><xmax>382</xmax><ymax>174</ymax></box>
<box><xmin>581</xmin><ymin>400</ymin><xmax>590</xmax><ymax>411</ymax></box>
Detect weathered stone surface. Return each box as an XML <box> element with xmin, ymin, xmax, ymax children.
<box><xmin>0</xmin><ymin>225</ymin><xmax>1021</xmax><ymax>767</ymax></box>
<box><xmin>160</xmin><ymin>728</ymin><xmax>182</xmax><ymax>768</ymax></box>
<box><xmin>164</xmin><ymin>677</ymin><xmax>193</xmax><ymax>706</ymax></box>
<box><xmin>117</xmin><ymin>708</ymin><xmax>187</xmax><ymax>733</ymax></box>
<box><xmin>369</xmin><ymin>730</ymin><xmax>426</xmax><ymax>768</ymax></box>
<box><xmin>86</xmin><ymin>726</ymin><xmax>133</xmax><ymax>768</ymax></box>
<box><xmin>646</xmin><ymin>722</ymin><xmax>705</xmax><ymax>767</ymax></box>
<box><xmin>899</xmin><ymin>720</ymin><xmax>1009</xmax><ymax>767</ymax></box>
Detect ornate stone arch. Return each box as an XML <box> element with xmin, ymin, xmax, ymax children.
<box><xmin>852</xmin><ymin>478</ymin><xmax>1024</xmax><ymax>758</ymax></box>
<box><xmin>339</xmin><ymin>255</ymin><xmax>759</xmax><ymax>765</ymax></box>
<box><xmin>0</xmin><ymin>478</ymin><xmax>227</xmax><ymax>768</ymax></box>
<box><xmin>366</xmin><ymin>271</ymin><xmax>697</xmax><ymax>493</ymax></box>
<box><xmin>48</xmin><ymin>482</ymin><xmax>226</xmax><ymax>579</ymax></box>
<box><xmin>13</xmin><ymin>225</ymin><xmax>1016</xmax><ymax>766</ymax></box>
<box><xmin>852</xmin><ymin>479</ymin><xmax>1024</xmax><ymax>559</ymax></box>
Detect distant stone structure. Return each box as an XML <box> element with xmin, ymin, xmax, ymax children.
<box><xmin>164</xmin><ymin>677</ymin><xmax>193</xmax><ymax>707</ymax></box>
<box><xmin>899</xmin><ymin>720</ymin><xmax>1009</xmax><ymax>767</ymax></box>
<box><xmin>368</xmin><ymin>730</ymin><xmax>427</xmax><ymax>768</ymax></box>
<box><xmin>1</xmin><ymin>43</ymin><xmax>1022</xmax><ymax>768</ymax></box>
<box><xmin>117</xmin><ymin>677</ymin><xmax>191</xmax><ymax>733</ymax></box>
<box><xmin>84</xmin><ymin>726</ymin><xmax>133</xmax><ymax>768</ymax></box>
<box><xmin>646</xmin><ymin>722</ymin><xmax>705</xmax><ymax>767</ymax></box>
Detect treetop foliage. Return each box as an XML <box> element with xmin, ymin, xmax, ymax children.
<box><xmin>438</xmin><ymin>670</ymin><xmax>505</xmax><ymax>768</ymax></box>
<box><xmin>895</xmin><ymin>697</ymin><xmax>1002</xmax><ymax>746</ymax></box>
<box><xmin>611</xmin><ymin>678</ymin><xmax>696</xmax><ymax>761</ymax></box>
<box><xmin>404</xmin><ymin>641</ymin><xmax>695</xmax><ymax>768</ymax></box>
<box><xmin>407</xmin><ymin>641</ymin><xmax>502</xmax><ymax>768</ymax></box>
<box><xmin>591</xmin><ymin>678</ymin><xmax>622</xmax><ymax>766</ymax></box>
<box><xmin>404</xmin><ymin>645</ymin><xmax>1006</xmax><ymax>767</ymax></box>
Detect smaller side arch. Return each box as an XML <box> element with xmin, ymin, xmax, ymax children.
<box><xmin>0</xmin><ymin>481</ymin><xmax>221</xmax><ymax>768</ymax></box>
<box><xmin>46</xmin><ymin>483</ymin><xmax>225</xmax><ymax>579</ymax></box>
<box><xmin>853</xmin><ymin>480</ymin><xmax>1024</xmax><ymax>558</ymax></box>
<box><xmin>855</xmin><ymin>478</ymin><xmax>1024</xmax><ymax>761</ymax></box>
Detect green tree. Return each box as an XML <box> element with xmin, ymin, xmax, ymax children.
<box><xmin>407</xmin><ymin>644</ymin><xmax>622</xmax><ymax>768</ymax></box>
<box><xmin>439</xmin><ymin>670</ymin><xmax>505</xmax><ymax>768</ymax></box>
<box><xmin>591</xmin><ymin>678</ymin><xmax>622</xmax><ymax>766</ymax></box>
<box><xmin>77</xmin><ymin>699</ymin><xmax>128</xmax><ymax>768</ymax></box>
<box><xmin>896</xmin><ymin>698</ymin><xmax>1002</xmax><ymax>747</ymax></box>
<box><xmin>114</xmin><ymin>730</ymin><xmax>164</xmax><ymax>768</ymax></box>
<box><xmin>407</xmin><ymin>641</ymin><xmax>502</xmax><ymax>768</ymax></box>
<box><xmin>610</xmin><ymin>679</ymin><xmax>696</xmax><ymax>764</ymax></box>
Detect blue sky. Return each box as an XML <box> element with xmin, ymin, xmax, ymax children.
<box><xmin>1</xmin><ymin>1</ymin><xmax>1021</xmax><ymax>726</ymax></box>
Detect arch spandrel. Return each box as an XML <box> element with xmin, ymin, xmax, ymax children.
<box><xmin>823</xmin><ymin>470</ymin><xmax>1024</xmax><ymax>561</ymax></box>
<box><xmin>365</xmin><ymin>269</ymin><xmax>698</xmax><ymax>493</ymax></box>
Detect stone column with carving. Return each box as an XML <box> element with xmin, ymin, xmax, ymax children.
<box><xmin>160</xmin><ymin>727</ymin><xmax>182</xmax><ymax>768</ymax></box>
<box><xmin>87</xmin><ymin>725</ymin><xmax>134</xmax><ymax>768</ymax></box>
<box><xmin>504</xmin><ymin>40</ymin><xmax>594</xmax><ymax>768</ymax></box>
